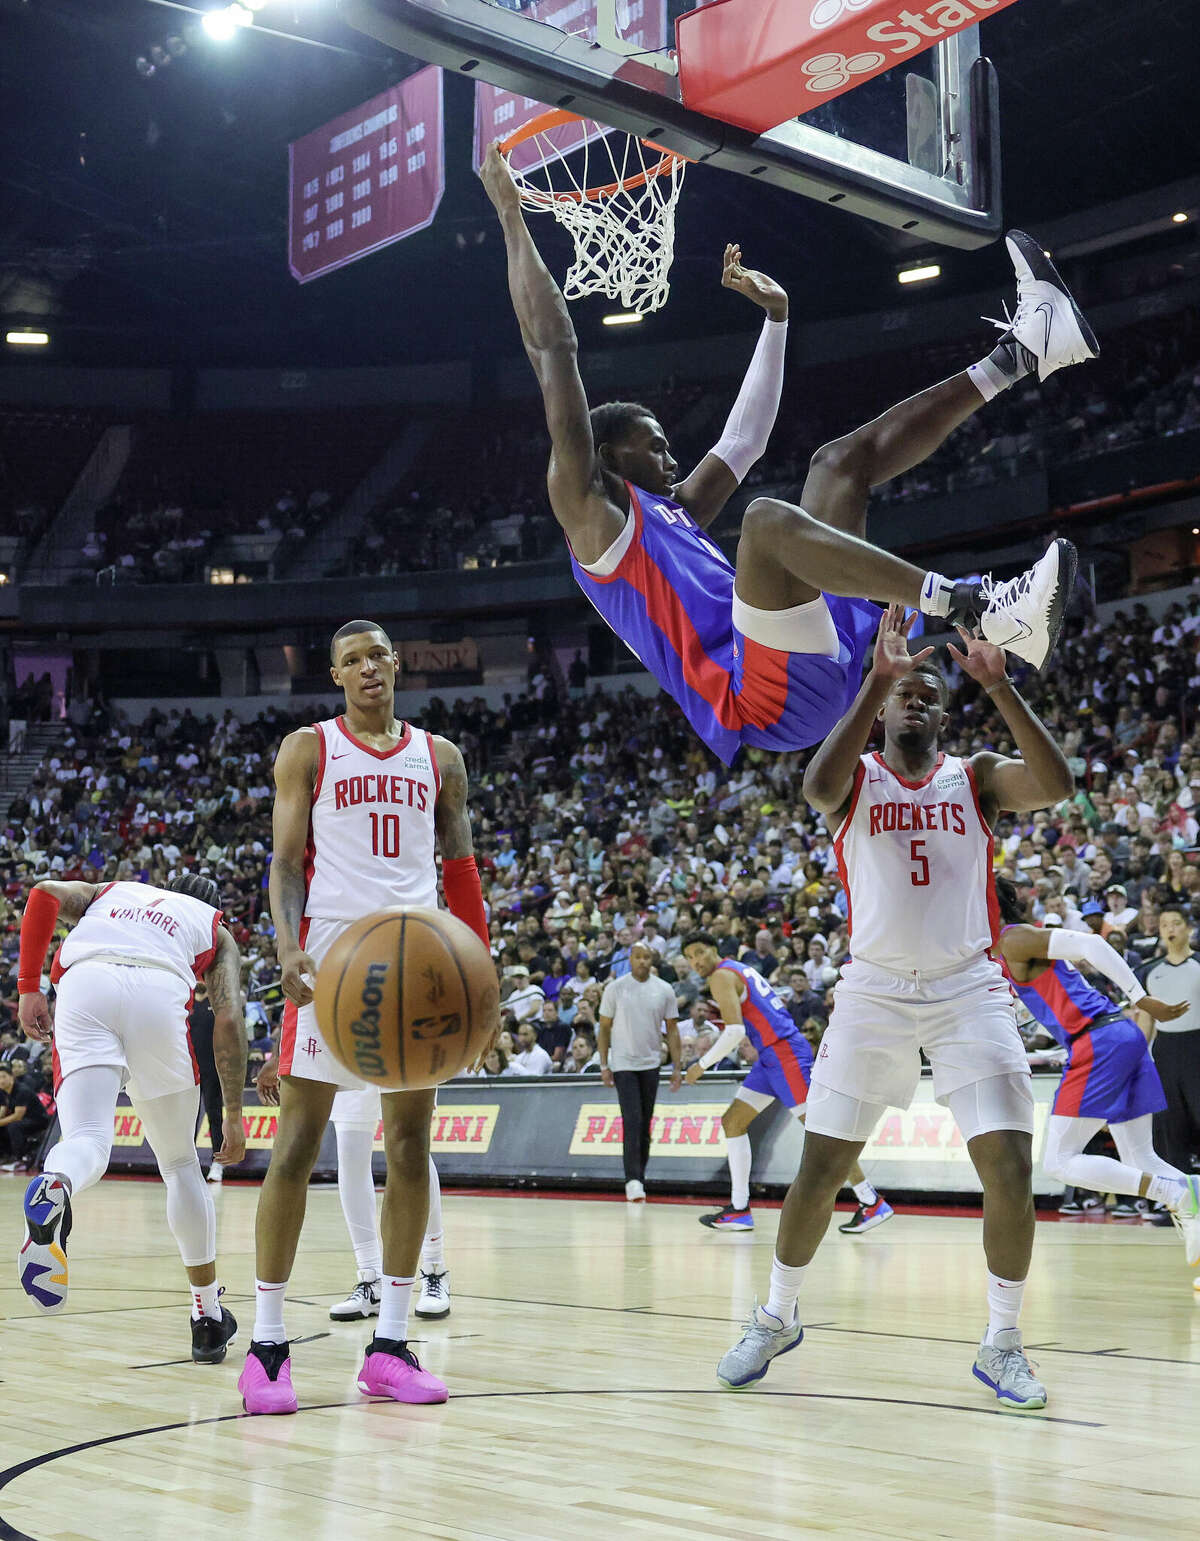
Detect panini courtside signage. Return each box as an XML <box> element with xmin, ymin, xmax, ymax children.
<box><xmin>191</xmin><ymin>1104</ymin><xmax>501</xmax><ymax>1154</ymax></box>
<box><xmin>569</xmin><ymin>1104</ymin><xmax>727</xmax><ymax>1158</ymax></box>
<box><xmin>677</xmin><ymin>0</ymin><xmax>1024</xmax><ymax>135</ymax></box>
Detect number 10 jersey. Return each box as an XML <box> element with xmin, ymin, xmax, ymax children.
<box><xmin>304</xmin><ymin>716</ymin><xmax>440</xmax><ymax>921</ymax></box>
<box><xmin>832</xmin><ymin>750</ymin><xmax>1000</xmax><ymax>976</ymax></box>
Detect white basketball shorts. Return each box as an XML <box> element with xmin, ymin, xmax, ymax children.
<box><xmin>53</xmin><ymin>960</ymin><xmax>199</xmax><ymax>1102</ymax></box>
<box><xmin>278</xmin><ymin>915</ymin><xmax>374</xmax><ymax>1090</ymax></box>
<box><xmin>808</xmin><ymin>953</ymin><xmax>1033</xmax><ymax>1116</ymax></box>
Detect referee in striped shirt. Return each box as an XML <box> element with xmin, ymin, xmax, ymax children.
<box><xmin>1136</xmin><ymin>906</ymin><xmax>1200</xmax><ymax>1176</ymax></box>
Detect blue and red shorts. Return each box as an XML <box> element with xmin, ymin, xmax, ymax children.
<box><xmin>1053</xmin><ymin>1017</ymin><xmax>1167</xmax><ymax>1124</ymax></box>
<box><xmin>742</xmin><ymin>1039</ymin><xmax>812</xmax><ymax>1109</ymax></box>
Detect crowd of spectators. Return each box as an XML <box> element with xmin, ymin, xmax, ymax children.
<box><xmin>3</xmin><ymin>586</ymin><xmax>1200</xmax><ymax>1143</ymax></box>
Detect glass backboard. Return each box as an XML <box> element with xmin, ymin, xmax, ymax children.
<box><xmin>342</xmin><ymin>0</ymin><xmax>1003</xmax><ymax>247</ymax></box>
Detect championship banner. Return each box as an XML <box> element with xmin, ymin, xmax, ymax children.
<box><xmin>94</xmin><ymin>1074</ymin><xmax>1065</xmax><ymax>1195</ymax></box>
<box><xmin>288</xmin><ymin>66</ymin><xmax>444</xmax><ymax>284</ymax></box>
<box><xmin>471</xmin><ymin>0</ymin><xmax>669</xmax><ymax>176</ymax></box>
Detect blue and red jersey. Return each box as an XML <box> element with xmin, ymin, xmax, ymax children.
<box><xmin>569</xmin><ymin>481</ymin><xmax>878</xmax><ymax>765</ymax></box>
<box><xmin>714</xmin><ymin>958</ymin><xmax>808</xmax><ymax>1056</ymax></box>
<box><xmin>1002</xmin><ymin>948</ymin><xmax>1116</xmax><ymax>1049</ymax></box>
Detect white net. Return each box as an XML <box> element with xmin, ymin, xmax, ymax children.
<box><xmin>505</xmin><ymin>126</ymin><xmax>687</xmax><ymax>314</ymax></box>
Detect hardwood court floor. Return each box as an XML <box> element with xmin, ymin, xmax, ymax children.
<box><xmin>1</xmin><ymin>1177</ymin><xmax>1198</xmax><ymax>1541</ymax></box>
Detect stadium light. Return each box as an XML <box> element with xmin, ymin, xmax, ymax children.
<box><xmin>897</xmin><ymin>263</ymin><xmax>941</xmax><ymax>286</ymax></box>
<box><xmin>6</xmin><ymin>330</ymin><xmax>49</xmax><ymax>347</ymax></box>
<box><xmin>602</xmin><ymin>312</ymin><xmax>643</xmax><ymax>327</ymax></box>
<box><xmin>1173</xmin><ymin>212</ymin><xmax>1189</xmax><ymax>224</ymax></box>
<box><xmin>202</xmin><ymin>4</ymin><xmax>255</xmax><ymax>42</ymax></box>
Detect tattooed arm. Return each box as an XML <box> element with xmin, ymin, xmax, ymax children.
<box><xmin>203</xmin><ymin>926</ymin><xmax>248</xmax><ymax>1166</ymax></box>
<box><xmin>269</xmin><ymin>728</ymin><xmax>320</xmax><ymax>1007</ymax></box>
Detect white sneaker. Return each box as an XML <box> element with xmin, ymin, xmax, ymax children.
<box><xmin>329</xmin><ymin>1270</ymin><xmax>381</xmax><ymax>1321</ymax></box>
<box><xmin>625</xmin><ymin>1179</ymin><xmax>646</xmax><ymax>1203</ymax></box>
<box><xmin>989</xmin><ymin>230</ymin><xmax>1099</xmax><ymax>382</ymax></box>
<box><xmin>415</xmin><ymin>1268</ymin><xmax>451</xmax><ymax>1319</ymax></box>
<box><xmin>1170</xmin><ymin>1176</ymin><xmax>1200</xmax><ymax>1267</ymax></box>
<box><xmin>978</xmin><ymin>538</ymin><xmax>1077</xmax><ymax>671</ymax></box>
<box><xmin>207</xmin><ymin>1163</ymin><xmax>224</xmax><ymax>1185</ymax></box>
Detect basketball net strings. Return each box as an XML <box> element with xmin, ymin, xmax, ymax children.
<box><xmin>508</xmin><ymin>129</ymin><xmax>686</xmax><ymax>314</ymax></box>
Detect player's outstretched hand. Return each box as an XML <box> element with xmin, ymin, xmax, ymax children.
<box><xmin>255</xmin><ymin>1053</ymin><xmax>281</xmax><ymax>1106</ymax></box>
<box><xmin>17</xmin><ymin>990</ymin><xmax>53</xmax><ymax>1044</ymax></box>
<box><xmin>215</xmin><ymin>1110</ymin><xmax>247</xmax><ymax>1168</ymax></box>
<box><xmin>721</xmin><ymin>243</ymin><xmax>788</xmax><ymax>321</ymax></box>
<box><xmin>279</xmin><ymin>948</ymin><xmax>317</xmax><ymax>1007</ymax></box>
<box><xmin>1140</xmin><ymin>996</ymin><xmax>1190</xmax><ymax>1024</ymax></box>
<box><xmin>947</xmin><ymin>624</ymin><xmax>1009</xmax><ymax>691</ymax></box>
<box><xmin>479</xmin><ymin>140</ymin><xmax>521</xmax><ymax>214</ymax></box>
<box><xmin>872</xmin><ymin>603</ymin><xmax>934</xmax><ymax>681</ymax></box>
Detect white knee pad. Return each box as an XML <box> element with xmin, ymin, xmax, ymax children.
<box><xmin>803</xmin><ymin>1083</ymin><xmax>887</xmax><ymax>1143</ymax></box>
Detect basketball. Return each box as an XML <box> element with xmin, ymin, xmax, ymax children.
<box><xmin>314</xmin><ymin>907</ymin><xmax>499</xmax><ymax>1090</ymax></box>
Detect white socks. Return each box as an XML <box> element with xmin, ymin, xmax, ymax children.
<box><xmin>852</xmin><ymin>1179</ymin><xmax>878</xmax><ymax>1207</ymax></box>
<box><xmin>967</xmin><ymin>337</ymin><xmax>1033</xmax><ymax>404</ymax></box>
<box><xmin>377</xmin><ymin>1274</ymin><xmax>416</xmax><ymax>1341</ymax></box>
<box><xmin>253</xmin><ymin>1279</ymin><xmax>287</xmax><ymax>1345</ymax></box>
<box><xmin>191</xmin><ymin>1279</ymin><xmax>222</xmax><ymax>1323</ymax></box>
<box><xmin>727</xmin><ymin>1134</ymin><xmax>752</xmax><ymax>1211</ymax></box>
<box><xmin>1147</xmin><ymin>1173</ymin><xmax>1188</xmax><ymax>1209</ymax></box>
<box><xmin>984</xmin><ymin>1271</ymin><xmax>1025</xmax><ymax>1345</ymax></box>
<box><xmin>765</xmin><ymin>1257</ymin><xmax>806</xmax><ymax>1326</ymax></box>
<box><xmin>421</xmin><ymin>1156</ymin><xmax>445</xmax><ymax>1271</ymax></box>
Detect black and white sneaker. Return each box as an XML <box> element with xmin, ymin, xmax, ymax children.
<box><xmin>1057</xmin><ymin>1192</ymin><xmax>1084</xmax><ymax>1215</ymax></box>
<box><xmin>192</xmin><ymin>1300</ymin><xmax>239</xmax><ymax>1364</ymax></box>
<box><xmin>989</xmin><ymin>230</ymin><xmax>1100</xmax><ymax>382</ymax></box>
<box><xmin>415</xmin><ymin>1268</ymin><xmax>451</xmax><ymax>1319</ymax></box>
<box><xmin>329</xmin><ymin>1271</ymin><xmax>381</xmax><ymax>1321</ymax></box>
<box><xmin>970</xmin><ymin>538</ymin><xmax>1077</xmax><ymax>672</ymax></box>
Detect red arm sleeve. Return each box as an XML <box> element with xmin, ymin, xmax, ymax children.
<box><xmin>442</xmin><ymin>856</ymin><xmax>489</xmax><ymax>952</ymax></box>
<box><xmin>18</xmin><ymin>888</ymin><xmax>60</xmax><ymax>994</ymax></box>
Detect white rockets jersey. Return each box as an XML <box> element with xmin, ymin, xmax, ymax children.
<box><xmin>304</xmin><ymin>716</ymin><xmax>440</xmax><ymax>920</ymax></box>
<box><xmin>56</xmin><ymin>880</ymin><xmax>222</xmax><ymax>987</ymax></box>
<box><xmin>833</xmin><ymin>751</ymin><xmax>999</xmax><ymax>976</ymax></box>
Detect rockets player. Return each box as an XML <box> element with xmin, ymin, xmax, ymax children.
<box><xmin>682</xmin><ymin>935</ymin><xmax>891</xmax><ymax>1235</ymax></box>
<box><xmin>16</xmin><ymin>874</ymin><xmax>246</xmax><ymax>1363</ymax></box>
<box><xmin>238</xmin><ymin>618</ymin><xmax>490</xmax><ymax>1415</ymax></box>
<box><xmin>482</xmin><ymin>140</ymin><xmax>1097</xmax><ymax>764</ymax></box>
<box><xmin>994</xmin><ymin>876</ymin><xmax>1200</xmax><ymax>1262</ymax></box>
<box><xmin>718</xmin><ymin>605</ymin><xmax>1074</xmax><ymax>1410</ymax></box>
<box><xmin>255</xmin><ymin>1057</ymin><xmax>452</xmax><ymax>1323</ymax></box>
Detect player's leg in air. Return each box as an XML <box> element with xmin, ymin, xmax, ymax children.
<box><xmin>330</xmin><ymin>1087</ymin><xmax>451</xmax><ymax>1321</ymax></box>
<box><xmin>734</xmin><ymin>234</ymin><xmax>1098</xmax><ymax>683</ymax></box>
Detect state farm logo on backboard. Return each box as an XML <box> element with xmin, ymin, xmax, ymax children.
<box><xmin>570</xmin><ymin>1104</ymin><xmax>727</xmax><ymax>1158</ymax></box>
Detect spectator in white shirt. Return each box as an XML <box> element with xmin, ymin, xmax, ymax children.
<box><xmin>505</xmin><ymin>966</ymin><xmax>546</xmax><ymax>1023</ymax></box>
<box><xmin>506</xmin><ymin>1021</ymin><xmax>554</xmax><ymax>1075</ymax></box>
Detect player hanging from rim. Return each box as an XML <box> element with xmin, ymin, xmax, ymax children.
<box><xmin>994</xmin><ymin>876</ymin><xmax>1200</xmax><ymax>1264</ymax></box>
<box><xmin>716</xmin><ymin>605</ymin><xmax>1076</xmax><ymax>1410</ymax></box>
<box><xmin>681</xmin><ymin>936</ymin><xmax>891</xmax><ymax>1235</ymax></box>
<box><xmin>255</xmin><ymin>1059</ymin><xmax>452</xmax><ymax>1322</ymax></box>
<box><xmin>238</xmin><ymin>619</ymin><xmax>490</xmax><ymax>1415</ymax></box>
<box><xmin>480</xmin><ymin>141</ymin><xmax>1098</xmax><ymax>765</ymax></box>
<box><xmin>16</xmin><ymin>873</ymin><xmax>247</xmax><ymax>1364</ymax></box>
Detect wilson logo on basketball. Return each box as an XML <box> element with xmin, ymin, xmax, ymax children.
<box><xmin>348</xmin><ymin>959</ymin><xmax>389</xmax><ymax>1079</ymax></box>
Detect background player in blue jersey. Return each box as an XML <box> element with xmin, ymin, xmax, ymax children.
<box><xmin>480</xmin><ymin>142</ymin><xmax>1096</xmax><ymax>764</ymax></box>
<box><xmin>995</xmin><ymin>877</ymin><xmax>1200</xmax><ymax>1265</ymax></box>
<box><xmin>681</xmin><ymin>934</ymin><xmax>892</xmax><ymax>1236</ymax></box>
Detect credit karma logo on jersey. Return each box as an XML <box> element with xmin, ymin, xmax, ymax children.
<box><xmin>570</xmin><ymin>1104</ymin><xmax>726</xmax><ymax>1157</ymax></box>
<box><xmin>797</xmin><ymin>0</ymin><xmax>1020</xmax><ymax>100</ymax></box>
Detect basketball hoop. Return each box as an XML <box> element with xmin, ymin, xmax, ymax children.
<box><xmin>499</xmin><ymin>109</ymin><xmax>689</xmax><ymax>315</ymax></box>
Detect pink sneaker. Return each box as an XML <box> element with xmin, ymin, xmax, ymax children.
<box><xmin>238</xmin><ymin>1341</ymin><xmax>298</xmax><ymax>1415</ymax></box>
<box><xmin>357</xmin><ymin>1337</ymin><xmax>448</xmax><ymax>1404</ymax></box>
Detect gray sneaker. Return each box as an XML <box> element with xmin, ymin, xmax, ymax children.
<box><xmin>717</xmin><ymin>1304</ymin><xmax>803</xmax><ymax>1390</ymax></box>
<box><xmin>972</xmin><ymin>1328</ymin><xmax>1047</xmax><ymax>1410</ymax></box>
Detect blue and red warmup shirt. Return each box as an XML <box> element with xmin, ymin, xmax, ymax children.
<box><xmin>712</xmin><ymin>957</ymin><xmax>814</xmax><ymax>1110</ymax></box>
<box><xmin>569</xmin><ymin>481</ymin><xmax>879</xmax><ymax>765</ymax></box>
<box><xmin>1002</xmin><ymin>951</ymin><xmax>1115</xmax><ymax>1048</ymax></box>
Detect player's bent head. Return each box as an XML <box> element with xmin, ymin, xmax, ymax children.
<box><xmin>168</xmin><ymin>872</ymin><xmax>222</xmax><ymax>910</ymax></box>
<box><xmin>994</xmin><ymin>874</ymin><xmax>1026</xmax><ymax>927</ymax></box>
<box><xmin>682</xmin><ymin>930</ymin><xmax>720</xmax><ymax>972</ymax></box>
<box><xmin>590</xmin><ymin>401</ymin><xmax>674</xmax><ymax>490</ymax></box>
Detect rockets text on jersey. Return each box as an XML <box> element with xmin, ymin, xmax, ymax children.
<box><xmin>304</xmin><ymin>716</ymin><xmax>441</xmax><ymax>920</ymax></box>
<box><xmin>55</xmin><ymin>880</ymin><xmax>222</xmax><ymax>987</ymax></box>
<box><xmin>833</xmin><ymin>751</ymin><xmax>1000</xmax><ymax>976</ymax></box>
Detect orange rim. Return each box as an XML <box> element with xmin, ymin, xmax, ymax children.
<box><xmin>498</xmin><ymin>108</ymin><xmax>686</xmax><ymax>203</ymax></box>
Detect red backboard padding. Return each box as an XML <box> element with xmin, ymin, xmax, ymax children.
<box><xmin>676</xmin><ymin>0</ymin><xmax>1022</xmax><ymax>135</ymax></box>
